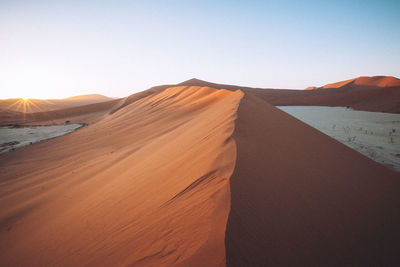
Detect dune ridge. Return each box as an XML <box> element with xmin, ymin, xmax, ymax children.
<box><xmin>1</xmin><ymin>86</ymin><xmax>400</xmax><ymax>266</ymax></box>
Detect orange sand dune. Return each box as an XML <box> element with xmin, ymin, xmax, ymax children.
<box><xmin>0</xmin><ymin>86</ymin><xmax>242</xmax><ymax>266</ymax></box>
<box><xmin>305</xmin><ymin>86</ymin><xmax>317</xmax><ymax>90</ymax></box>
<box><xmin>1</xmin><ymin>86</ymin><xmax>400</xmax><ymax>266</ymax></box>
<box><xmin>0</xmin><ymin>94</ymin><xmax>114</xmax><ymax>113</ymax></box>
<box><xmin>64</xmin><ymin>94</ymin><xmax>113</xmax><ymax>102</ymax></box>
<box><xmin>321</xmin><ymin>76</ymin><xmax>400</xmax><ymax>89</ymax></box>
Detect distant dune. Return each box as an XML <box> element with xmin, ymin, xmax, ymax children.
<box><xmin>321</xmin><ymin>76</ymin><xmax>400</xmax><ymax>89</ymax></box>
<box><xmin>305</xmin><ymin>86</ymin><xmax>317</xmax><ymax>90</ymax></box>
<box><xmin>64</xmin><ymin>94</ymin><xmax>114</xmax><ymax>101</ymax></box>
<box><xmin>1</xmin><ymin>85</ymin><xmax>399</xmax><ymax>266</ymax></box>
<box><xmin>0</xmin><ymin>99</ymin><xmax>123</xmax><ymax>126</ymax></box>
<box><xmin>0</xmin><ymin>94</ymin><xmax>114</xmax><ymax>113</ymax></box>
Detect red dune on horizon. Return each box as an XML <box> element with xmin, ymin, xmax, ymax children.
<box><xmin>1</xmin><ymin>85</ymin><xmax>400</xmax><ymax>266</ymax></box>
<box><xmin>321</xmin><ymin>76</ymin><xmax>400</xmax><ymax>89</ymax></box>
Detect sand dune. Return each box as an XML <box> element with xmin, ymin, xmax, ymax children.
<box><xmin>0</xmin><ymin>99</ymin><xmax>123</xmax><ymax>126</ymax></box>
<box><xmin>64</xmin><ymin>94</ymin><xmax>113</xmax><ymax>102</ymax></box>
<box><xmin>1</xmin><ymin>85</ymin><xmax>399</xmax><ymax>266</ymax></box>
<box><xmin>320</xmin><ymin>76</ymin><xmax>400</xmax><ymax>89</ymax></box>
<box><xmin>0</xmin><ymin>94</ymin><xmax>114</xmax><ymax>113</ymax></box>
<box><xmin>0</xmin><ymin>86</ymin><xmax>242</xmax><ymax>266</ymax></box>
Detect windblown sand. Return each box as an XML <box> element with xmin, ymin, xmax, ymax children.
<box><xmin>1</xmin><ymin>86</ymin><xmax>400</xmax><ymax>266</ymax></box>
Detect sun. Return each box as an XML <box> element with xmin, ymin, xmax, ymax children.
<box><xmin>22</xmin><ymin>98</ymin><xmax>30</xmax><ymax>102</ymax></box>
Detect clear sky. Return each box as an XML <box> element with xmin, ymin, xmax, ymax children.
<box><xmin>1</xmin><ymin>0</ymin><xmax>399</xmax><ymax>99</ymax></box>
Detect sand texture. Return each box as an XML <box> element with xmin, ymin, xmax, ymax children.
<box><xmin>1</xmin><ymin>86</ymin><xmax>400</xmax><ymax>266</ymax></box>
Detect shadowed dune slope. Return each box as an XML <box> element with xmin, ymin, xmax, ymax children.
<box><xmin>1</xmin><ymin>86</ymin><xmax>400</xmax><ymax>266</ymax></box>
<box><xmin>0</xmin><ymin>86</ymin><xmax>242</xmax><ymax>266</ymax></box>
<box><xmin>226</xmin><ymin>92</ymin><xmax>400</xmax><ymax>266</ymax></box>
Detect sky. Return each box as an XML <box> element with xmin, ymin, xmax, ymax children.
<box><xmin>1</xmin><ymin>0</ymin><xmax>399</xmax><ymax>99</ymax></box>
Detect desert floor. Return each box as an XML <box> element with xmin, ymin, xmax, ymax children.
<box><xmin>279</xmin><ymin>106</ymin><xmax>400</xmax><ymax>171</ymax></box>
<box><xmin>0</xmin><ymin>124</ymin><xmax>84</xmax><ymax>153</ymax></box>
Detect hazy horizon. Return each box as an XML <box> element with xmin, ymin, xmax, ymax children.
<box><xmin>1</xmin><ymin>0</ymin><xmax>399</xmax><ymax>99</ymax></box>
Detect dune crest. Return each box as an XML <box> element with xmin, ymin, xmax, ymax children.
<box><xmin>1</xmin><ymin>86</ymin><xmax>400</xmax><ymax>266</ymax></box>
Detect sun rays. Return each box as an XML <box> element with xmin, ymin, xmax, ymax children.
<box><xmin>6</xmin><ymin>98</ymin><xmax>44</xmax><ymax>113</ymax></box>
<box><xmin>4</xmin><ymin>99</ymin><xmax>49</xmax><ymax>124</ymax></box>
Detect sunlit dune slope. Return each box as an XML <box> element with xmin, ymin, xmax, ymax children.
<box><xmin>1</xmin><ymin>85</ymin><xmax>400</xmax><ymax>266</ymax></box>
<box><xmin>0</xmin><ymin>86</ymin><xmax>242</xmax><ymax>266</ymax></box>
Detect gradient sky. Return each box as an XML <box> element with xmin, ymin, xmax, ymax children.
<box><xmin>1</xmin><ymin>0</ymin><xmax>399</xmax><ymax>99</ymax></box>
